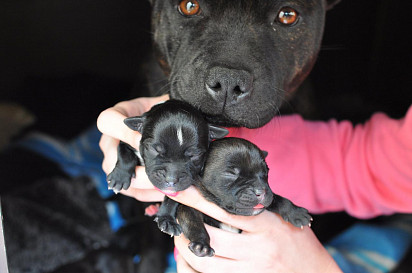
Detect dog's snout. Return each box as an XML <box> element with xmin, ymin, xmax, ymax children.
<box><xmin>165</xmin><ymin>169</ymin><xmax>188</xmax><ymax>187</ymax></box>
<box><xmin>206</xmin><ymin>66</ymin><xmax>253</xmax><ymax>102</ymax></box>
<box><xmin>165</xmin><ymin>173</ymin><xmax>178</xmax><ymax>185</ymax></box>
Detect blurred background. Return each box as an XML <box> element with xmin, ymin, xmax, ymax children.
<box><xmin>0</xmin><ymin>0</ymin><xmax>411</xmax><ymax>272</ymax></box>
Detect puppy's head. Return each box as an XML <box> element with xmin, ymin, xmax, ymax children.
<box><xmin>125</xmin><ymin>100</ymin><xmax>228</xmax><ymax>194</ymax></box>
<box><xmin>201</xmin><ymin>137</ymin><xmax>273</xmax><ymax>216</ymax></box>
<box><xmin>149</xmin><ymin>0</ymin><xmax>340</xmax><ymax>128</ymax></box>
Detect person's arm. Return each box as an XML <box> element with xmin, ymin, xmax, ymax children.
<box><xmin>228</xmin><ymin>106</ymin><xmax>412</xmax><ymax>218</ymax></box>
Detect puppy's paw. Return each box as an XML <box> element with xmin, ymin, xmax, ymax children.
<box><xmin>154</xmin><ymin>216</ymin><xmax>182</xmax><ymax>236</ymax></box>
<box><xmin>282</xmin><ymin>207</ymin><xmax>312</xmax><ymax>228</ymax></box>
<box><xmin>107</xmin><ymin>167</ymin><xmax>133</xmax><ymax>192</ymax></box>
<box><xmin>189</xmin><ymin>242</ymin><xmax>215</xmax><ymax>257</ymax></box>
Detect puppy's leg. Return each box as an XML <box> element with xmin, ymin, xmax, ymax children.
<box><xmin>267</xmin><ymin>194</ymin><xmax>312</xmax><ymax>228</ymax></box>
<box><xmin>177</xmin><ymin>205</ymin><xmax>215</xmax><ymax>257</ymax></box>
<box><xmin>107</xmin><ymin>141</ymin><xmax>140</xmax><ymax>193</ymax></box>
<box><xmin>155</xmin><ymin>196</ymin><xmax>183</xmax><ymax>236</ymax></box>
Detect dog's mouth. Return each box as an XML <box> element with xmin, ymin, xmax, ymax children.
<box><xmin>155</xmin><ymin>187</ymin><xmax>179</xmax><ymax>197</ymax></box>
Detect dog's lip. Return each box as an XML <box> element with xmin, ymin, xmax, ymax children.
<box><xmin>155</xmin><ymin>187</ymin><xmax>179</xmax><ymax>197</ymax></box>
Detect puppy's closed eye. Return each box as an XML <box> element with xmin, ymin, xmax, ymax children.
<box><xmin>222</xmin><ymin>168</ymin><xmax>240</xmax><ymax>180</ymax></box>
<box><xmin>184</xmin><ymin>148</ymin><xmax>204</xmax><ymax>165</ymax></box>
<box><xmin>146</xmin><ymin>142</ymin><xmax>165</xmax><ymax>157</ymax></box>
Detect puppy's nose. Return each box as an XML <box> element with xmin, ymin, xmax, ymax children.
<box><xmin>254</xmin><ymin>188</ymin><xmax>266</xmax><ymax>198</ymax></box>
<box><xmin>206</xmin><ymin>66</ymin><xmax>253</xmax><ymax>103</ymax></box>
<box><xmin>165</xmin><ymin>174</ymin><xmax>178</xmax><ymax>186</ymax></box>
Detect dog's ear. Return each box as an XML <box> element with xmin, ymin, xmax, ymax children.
<box><xmin>124</xmin><ymin>116</ymin><xmax>146</xmax><ymax>133</ymax></box>
<box><xmin>208</xmin><ymin>125</ymin><xmax>229</xmax><ymax>140</ymax></box>
<box><xmin>326</xmin><ymin>0</ymin><xmax>341</xmax><ymax>10</ymax></box>
<box><xmin>261</xmin><ymin>150</ymin><xmax>269</xmax><ymax>158</ymax></box>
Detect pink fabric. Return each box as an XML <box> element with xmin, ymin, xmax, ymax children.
<box><xmin>227</xmin><ymin>106</ymin><xmax>412</xmax><ymax>219</ymax></box>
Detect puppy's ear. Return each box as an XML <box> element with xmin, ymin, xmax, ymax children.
<box><xmin>124</xmin><ymin>116</ymin><xmax>146</xmax><ymax>133</ymax></box>
<box><xmin>262</xmin><ymin>150</ymin><xmax>269</xmax><ymax>158</ymax></box>
<box><xmin>326</xmin><ymin>0</ymin><xmax>341</xmax><ymax>10</ymax></box>
<box><xmin>208</xmin><ymin>125</ymin><xmax>229</xmax><ymax>140</ymax></box>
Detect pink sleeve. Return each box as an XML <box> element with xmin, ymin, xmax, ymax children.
<box><xmin>227</xmin><ymin>106</ymin><xmax>412</xmax><ymax>219</ymax></box>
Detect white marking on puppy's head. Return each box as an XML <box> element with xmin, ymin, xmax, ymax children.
<box><xmin>177</xmin><ymin>126</ymin><xmax>184</xmax><ymax>146</ymax></box>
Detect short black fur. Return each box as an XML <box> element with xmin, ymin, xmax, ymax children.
<box><xmin>149</xmin><ymin>0</ymin><xmax>341</xmax><ymax>128</ymax></box>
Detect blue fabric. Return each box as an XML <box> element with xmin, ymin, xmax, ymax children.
<box><xmin>16</xmin><ymin>126</ymin><xmax>124</xmax><ymax>231</ymax></box>
<box><xmin>17</xmin><ymin>126</ymin><xmax>112</xmax><ymax>198</ymax></box>
<box><xmin>326</xmin><ymin>220</ymin><xmax>412</xmax><ymax>273</ymax></box>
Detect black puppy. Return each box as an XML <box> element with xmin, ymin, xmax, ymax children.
<box><xmin>174</xmin><ymin>137</ymin><xmax>311</xmax><ymax>257</ymax></box>
<box><xmin>148</xmin><ymin>0</ymin><xmax>341</xmax><ymax>128</ymax></box>
<box><xmin>107</xmin><ymin>100</ymin><xmax>228</xmax><ymax>235</ymax></box>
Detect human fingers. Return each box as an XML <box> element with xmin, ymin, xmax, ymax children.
<box><xmin>97</xmin><ymin>94</ymin><xmax>169</xmax><ymax>149</ymax></box>
<box><xmin>175</xmin><ymin>248</ymin><xmax>199</xmax><ymax>273</ymax></box>
<box><xmin>120</xmin><ymin>187</ymin><xmax>164</xmax><ymax>202</ymax></box>
<box><xmin>97</xmin><ymin>106</ymin><xmax>141</xmax><ymax>149</ymax></box>
<box><xmin>130</xmin><ymin>166</ymin><xmax>155</xmax><ymax>189</ymax></box>
<box><xmin>170</xmin><ymin>186</ymin><xmax>283</xmax><ymax>233</ymax></box>
<box><xmin>174</xmin><ymin>234</ymin><xmax>240</xmax><ymax>273</ymax></box>
<box><xmin>99</xmin><ymin>134</ymin><xmax>120</xmax><ymax>174</ymax></box>
<box><xmin>100</xmin><ymin>134</ymin><xmax>162</xmax><ymax>201</ymax></box>
<box><xmin>203</xmin><ymin>225</ymin><xmax>250</xmax><ymax>260</ymax></box>
<box><xmin>99</xmin><ymin>137</ymin><xmax>155</xmax><ymax>190</ymax></box>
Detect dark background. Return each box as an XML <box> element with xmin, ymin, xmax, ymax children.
<box><xmin>1</xmin><ymin>0</ymin><xmax>411</xmax><ymax>139</ymax></box>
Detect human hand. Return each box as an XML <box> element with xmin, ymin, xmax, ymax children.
<box><xmin>97</xmin><ymin>94</ymin><xmax>169</xmax><ymax>202</ymax></box>
<box><xmin>171</xmin><ymin>187</ymin><xmax>342</xmax><ymax>273</ymax></box>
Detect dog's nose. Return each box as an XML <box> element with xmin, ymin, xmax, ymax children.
<box><xmin>254</xmin><ymin>188</ymin><xmax>266</xmax><ymax>198</ymax></box>
<box><xmin>165</xmin><ymin>171</ymin><xmax>187</xmax><ymax>187</ymax></box>
<box><xmin>206</xmin><ymin>66</ymin><xmax>253</xmax><ymax>102</ymax></box>
<box><xmin>165</xmin><ymin>174</ymin><xmax>178</xmax><ymax>186</ymax></box>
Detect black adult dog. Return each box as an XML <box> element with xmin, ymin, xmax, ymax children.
<box><xmin>148</xmin><ymin>0</ymin><xmax>341</xmax><ymax>128</ymax></box>
<box><xmin>107</xmin><ymin>100</ymin><xmax>228</xmax><ymax>235</ymax></box>
<box><xmin>175</xmin><ymin>137</ymin><xmax>312</xmax><ymax>257</ymax></box>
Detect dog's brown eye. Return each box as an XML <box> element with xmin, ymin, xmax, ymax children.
<box><xmin>277</xmin><ymin>7</ymin><xmax>299</xmax><ymax>25</ymax></box>
<box><xmin>178</xmin><ymin>0</ymin><xmax>200</xmax><ymax>16</ymax></box>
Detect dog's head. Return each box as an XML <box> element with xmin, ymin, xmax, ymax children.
<box><xmin>200</xmin><ymin>137</ymin><xmax>273</xmax><ymax>216</ymax></box>
<box><xmin>149</xmin><ymin>0</ymin><xmax>340</xmax><ymax>128</ymax></box>
<box><xmin>125</xmin><ymin>100</ymin><xmax>228</xmax><ymax>194</ymax></box>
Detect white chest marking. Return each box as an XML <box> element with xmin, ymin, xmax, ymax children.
<box><xmin>177</xmin><ymin>126</ymin><xmax>184</xmax><ymax>146</ymax></box>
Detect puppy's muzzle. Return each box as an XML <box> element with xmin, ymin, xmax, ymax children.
<box><xmin>165</xmin><ymin>173</ymin><xmax>187</xmax><ymax>187</ymax></box>
<box><xmin>205</xmin><ymin>66</ymin><xmax>253</xmax><ymax>104</ymax></box>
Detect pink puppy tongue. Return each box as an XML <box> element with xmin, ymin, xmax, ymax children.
<box><xmin>253</xmin><ymin>204</ymin><xmax>265</xmax><ymax>209</ymax></box>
